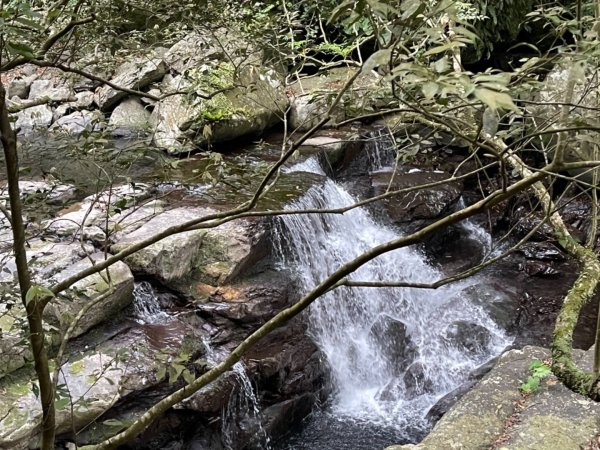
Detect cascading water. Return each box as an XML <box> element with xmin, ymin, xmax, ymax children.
<box><xmin>202</xmin><ymin>337</ymin><xmax>272</xmax><ymax>450</ymax></box>
<box><xmin>222</xmin><ymin>362</ymin><xmax>273</xmax><ymax>450</ymax></box>
<box><xmin>456</xmin><ymin>198</ymin><xmax>493</xmax><ymax>256</ymax></box>
<box><xmin>275</xmin><ymin>149</ymin><xmax>511</xmax><ymax>448</ymax></box>
<box><xmin>132</xmin><ymin>281</ymin><xmax>170</xmax><ymax>324</ymax></box>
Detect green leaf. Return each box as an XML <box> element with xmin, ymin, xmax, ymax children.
<box><xmin>55</xmin><ymin>397</ymin><xmax>70</xmax><ymax>410</ymax></box>
<box><xmin>168</xmin><ymin>363</ymin><xmax>186</xmax><ymax>384</ymax></box>
<box><xmin>103</xmin><ymin>419</ymin><xmax>127</xmax><ymax>429</ymax></box>
<box><xmin>422</xmin><ymin>81</ymin><xmax>439</xmax><ymax>99</ymax></box>
<box><xmin>474</xmin><ymin>88</ymin><xmax>518</xmax><ymax>112</ymax></box>
<box><xmin>6</xmin><ymin>41</ymin><xmax>35</xmax><ymax>59</ymax></box>
<box><xmin>423</xmin><ymin>41</ymin><xmax>463</xmax><ymax>57</ymax></box>
<box><xmin>25</xmin><ymin>285</ymin><xmax>55</xmax><ymax>306</ymax></box>
<box><xmin>14</xmin><ymin>17</ymin><xmax>44</xmax><ymax>30</ymax></box>
<box><xmin>182</xmin><ymin>368</ymin><xmax>195</xmax><ymax>385</ymax></box>
<box><xmin>528</xmin><ymin>359</ymin><xmax>543</xmax><ymax>370</ymax></box>
<box><xmin>156</xmin><ymin>365</ymin><xmax>166</xmax><ymax>382</ymax></box>
<box><xmin>328</xmin><ymin>0</ymin><xmax>356</xmax><ymax>24</ymax></box>
<box><xmin>361</xmin><ymin>48</ymin><xmax>392</xmax><ymax>74</ymax></box>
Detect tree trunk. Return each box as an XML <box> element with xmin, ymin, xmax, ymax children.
<box><xmin>0</xmin><ymin>82</ymin><xmax>56</xmax><ymax>449</ymax></box>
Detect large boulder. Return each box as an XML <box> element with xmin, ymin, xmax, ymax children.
<box><xmin>15</xmin><ymin>104</ymin><xmax>53</xmax><ymax>134</ymax></box>
<box><xmin>108</xmin><ymin>97</ymin><xmax>152</xmax><ymax>135</ymax></box>
<box><xmin>289</xmin><ymin>67</ymin><xmax>394</xmax><ymax>131</ymax></box>
<box><xmin>28</xmin><ymin>79</ymin><xmax>72</xmax><ymax>102</ymax></box>
<box><xmin>50</xmin><ymin>110</ymin><xmax>103</xmax><ymax>134</ymax></box>
<box><xmin>458</xmin><ymin>283</ymin><xmax>520</xmax><ymax>332</ymax></box>
<box><xmin>111</xmin><ymin>207</ymin><xmax>267</xmax><ymax>288</ymax></box>
<box><xmin>151</xmin><ymin>31</ymin><xmax>287</xmax><ymax>153</ymax></box>
<box><xmin>443</xmin><ymin>321</ymin><xmax>492</xmax><ymax>357</ymax></box>
<box><xmin>95</xmin><ymin>56</ymin><xmax>167</xmax><ymax>111</ymax></box>
<box><xmin>0</xmin><ymin>317</ymin><xmax>199</xmax><ymax>450</ymax></box>
<box><xmin>368</xmin><ymin>314</ymin><xmax>416</xmax><ymax>372</ymax></box>
<box><xmin>386</xmin><ymin>346</ymin><xmax>600</xmax><ymax>450</ymax></box>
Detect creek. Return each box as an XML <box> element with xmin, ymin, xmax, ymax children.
<box><xmin>10</xmin><ymin>128</ymin><xmax>591</xmax><ymax>450</ymax></box>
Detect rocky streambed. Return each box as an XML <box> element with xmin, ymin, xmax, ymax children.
<box><xmin>1</xmin><ymin>122</ymin><xmax>599</xmax><ymax>449</ymax></box>
<box><xmin>0</xmin><ymin>124</ymin><xmax>599</xmax><ymax>449</ymax></box>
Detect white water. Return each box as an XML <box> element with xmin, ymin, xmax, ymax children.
<box><xmin>132</xmin><ymin>281</ymin><xmax>170</xmax><ymax>324</ymax></box>
<box><xmin>456</xmin><ymin>198</ymin><xmax>493</xmax><ymax>256</ymax></box>
<box><xmin>275</xmin><ymin>153</ymin><xmax>511</xmax><ymax>441</ymax></box>
<box><xmin>202</xmin><ymin>337</ymin><xmax>272</xmax><ymax>450</ymax></box>
<box><xmin>223</xmin><ymin>362</ymin><xmax>272</xmax><ymax>450</ymax></box>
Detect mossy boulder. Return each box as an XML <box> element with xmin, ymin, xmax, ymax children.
<box><xmin>151</xmin><ymin>31</ymin><xmax>288</xmax><ymax>154</ymax></box>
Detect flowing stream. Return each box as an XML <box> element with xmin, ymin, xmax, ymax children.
<box><xmin>275</xmin><ymin>152</ymin><xmax>511</xmax><ymax>448</ymax></box>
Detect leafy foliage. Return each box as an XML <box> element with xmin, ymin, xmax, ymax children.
<box><xmin>520</xmin><ymin>359</ymin><xmax>552</xmax><ymax>393</ymax></box>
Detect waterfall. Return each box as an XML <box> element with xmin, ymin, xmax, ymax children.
<box><xmin>364</xmin><ymin>126</ymin><xmax>396</xmax><ymax>170</ymax></box>
<box><xmin>222</xmin><ymin>363</ymin><xmax>272</xmax><ymax>450</ymax></box>
<box><xmin>275</xmin><ymin>151</ymin><xmax>511</xmax><ymax>446</ymax></box>
<box><xmin>132</xmin><ymin>281</ymin><xmax>170</xmax><ymax>324</ymax></box>
<box><xmin>202</xmin><ymin>337</ymin><xmax>272</xmax><ymax>450</ymax></box>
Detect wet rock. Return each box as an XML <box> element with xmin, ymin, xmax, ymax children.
<box><xmin>109</xmin><ymin>97</ymin><xmax>152</xmax><ymax>135</ymax></box>
<box><xmin>180</xmin><ymin>371</ymin><xmax>238</xmax><ymax>413</ymax></box>
<box><xmin>248</xmin><ymin>393</ymin><xmax>317</xmax><ymax>448</ymax></box>
<box><xmin>368</xmin><ymin>314</ymin><xmax>416</xmax><ymax>371</ymax></box>
<box><xmin>522</xmin><ymin>260</ymin><xmax>560</xmax><ymax>278</ymax></box>
<box><xmin>459</xmin><ymin>283</ymin><xmax>520</xmax><ymax>332</ymax></box>
<box><xmin>403</xmin><ymin>362</ymin><xmax>434</xmax><ymax>399</ymax></box>
<box><xmin>95</xmin><ymin>57</ymin><xmax>167</xmax><ymax>111</ymax></box>
<box><xmin>370</xmin><ymin>170</ymin><xmax>462</xmax><ymax>223</ymax></box>
<box><xmin>423</xmin><ymin>223</ymin><xmax>487</xmax><ymax>274</ymax></box>
<box><xmin>192</xmin><ymin>273</ymin><xmax>290</xmax><ymax>324</ymax></box>
<box><xmin>519</xmin><ymin>241</ymin><xmax>565</xmax><ymax>261</ymax></box>
<box><xmin>247</xmin><ymin>319</ymin><xmax>322</xmax><ymax>397</ymax></box>
<box><xmin>386</xmin><ymin>346</ymin><xmax>600</xmax><ymax>450</ymax></box>
<box><xmin>509</xmin><ymin>206</ymin><xmax>556</xmax><ymax>241</ymax></box>
<box><xmin>443</xmin><ymin>321</ymin><xmax>492</xmax><ymax>356</ymax></box>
